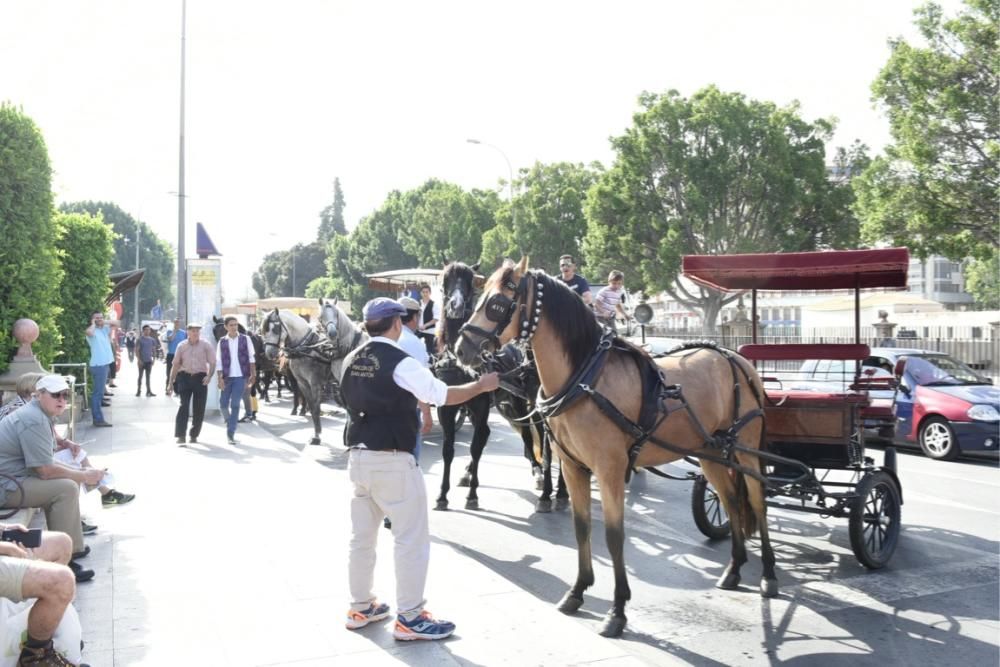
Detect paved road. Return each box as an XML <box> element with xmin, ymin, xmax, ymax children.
<box><xmin>269</xmin><ymin>391</ymin><xmax>1000</xmax><ymax>666</ymax></box>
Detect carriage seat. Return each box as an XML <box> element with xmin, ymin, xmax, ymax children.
<box><xmin>738</xmin><ymin>343</ymin><xmax>871</xmax><ymax>467</ymax></box>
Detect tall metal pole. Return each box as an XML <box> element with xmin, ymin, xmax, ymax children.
<box><xmin>466</xmin><ymin>138</ymin><xmax>516</xmax><ymax>228</ymax></box>
<box><xmin>134</xmin><ymin>222</ymin><xmax>141</xmax><ymax>326</ymax></box>
<box><xmin>176</xmin><ymin>0</ymin><xmax>188</xmax><ymax>324</ymax></box>
<box><xmin>291</xmin><ymin>246</ymin><xmax>296</xmax><ymax>296</ymax></box>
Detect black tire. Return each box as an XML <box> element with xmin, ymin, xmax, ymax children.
<box><xmin>918</xmin><ymin>416</ymin><xmax>960</xmax><ymax>461</ymax></box>
<box><xmin>691</xmin><ymin>475</ymin><xmax>731</xmax><ymax>540</ymax></box>
<box><xmin>849</xmin><ymin>470</ymin><xmax>901</xmax><ymax>569</ymax></box>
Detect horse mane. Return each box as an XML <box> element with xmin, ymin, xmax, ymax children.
<box><xmin>533</xmin><ymin>271</ymin><xmax>601</xmax><ymax>370</ymax></box>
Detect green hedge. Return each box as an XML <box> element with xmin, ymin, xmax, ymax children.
<box><xmin>54</xmin><ymin>211</ymin><xmax>113</xmax><ymax>386</ymax></box>
<box><xmin>0</xmin><ymin>104</ymin><xmax>63</xmax><ymax>374</ymax></box>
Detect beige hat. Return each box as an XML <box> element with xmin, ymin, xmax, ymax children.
<box><xmin>35</xmin><ymin>375</ymin><xmax>69</xmax><ymax>394</ymax></box>
<box><xmin>397</xmin><ymin>296</ymin><xmax>421</xmax><ymax>312</ymax></box>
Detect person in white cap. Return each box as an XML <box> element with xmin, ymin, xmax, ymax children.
<box><xmin>341</xmin><ymin>297</ymin><xmax>499</xmax><ymax>641</ymax></box>
<box><xmin>0</xmin><ymin>375</ymin><xmax>102</xmax><ymax>580</ymax></box>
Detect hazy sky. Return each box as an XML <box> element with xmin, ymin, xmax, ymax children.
<box><xmin>1</xmin><ymin>0</ymin><xmax>962</xmax><ymax>302</ymax></box>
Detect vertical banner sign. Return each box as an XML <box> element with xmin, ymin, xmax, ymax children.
<box><xmin>187</xmin><ymin>259</ymin><xmax>222</xmax><ymax>325</ymax></box>
<box><xmin>187</xmin><ymin>258</ymin><xmax>223</xmax><ymax>411</ymax></box>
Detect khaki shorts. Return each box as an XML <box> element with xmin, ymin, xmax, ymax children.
<box><xmin>0</xmin><ymin>555</ymin><xmax>30</xmax><ymax>602</ymax></box>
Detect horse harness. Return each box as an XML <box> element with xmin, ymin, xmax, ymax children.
<box><xmin>266</xmin><ymin>312</ymin><xmax>361</xmax><ymax>363</ymax></box>
<box><xmin>465</xmin><ymin>270</ymin><xmax>766</xmax><ymax>484</ymax></box>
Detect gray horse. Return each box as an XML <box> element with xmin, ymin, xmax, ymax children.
<box><xmin>260</xmin><ymin>308</ymin><xmax>332</xmax><ymax>445</ymax></box>
<box><xmin>317</xmin><ymin>298</ymin><xmax>368</xmax><ymax>394</ymax></box>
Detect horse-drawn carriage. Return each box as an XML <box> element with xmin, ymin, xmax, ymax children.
<box><xmin>448</xmin><ymin>249</ymin><xmax>908</xmax><ymax>637</ymax></box>
<box><xmin>681</xmin><ymin>248</ymin><xmax>906</xmax><ymax>570</ymax></box>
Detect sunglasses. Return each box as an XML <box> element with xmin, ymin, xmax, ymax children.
<box><xmin>48</xmin><ymin>391</ymin><xmax>70</xmax><ymax>401</ymax></box>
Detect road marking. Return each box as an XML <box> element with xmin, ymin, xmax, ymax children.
<box><xmin>903</xmin><ymin>489</ymin><xmax>1000</xmax><ymax>515</ymax></box>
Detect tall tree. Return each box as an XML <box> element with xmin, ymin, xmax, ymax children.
<box><xmin>318</xmin><ymin>177</ymin><xmax>348</xmax><ymax>243</ymax></box>
<box><xmin>584</xmin><ymin>87</ymin><xmax>861</xmax><ymax>331</ymax></box>
<box><xmin>853</xmin><ymin>0</ymin><xmax>999</xmax><ymax>261</ymax></box>
<box><xmin>400</xmin><ymin>179</ymin><xmax>500</xmax><ymax>267</ymax></box>
<box><xmin>53</xmin><ymin>211</ymin><xmax>113</xmax><ymax>380</ymax></box>
<box><xmin>0</xmin><ymin>103</ymin><xmax>63</xmax><ymax>370</ymax></box>
<box><xmin>60</xmin><ymin>201</ymin><xmax>175</xmax><ymax>325</ymax></box>
<box><xmin>481</xmin><ymin>161</ymin><xmax>602</xmax><ymax>275</ymax></box>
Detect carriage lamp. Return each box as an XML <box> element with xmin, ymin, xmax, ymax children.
<box><xmin>967</xmin><ymin>404</ymin><xmax>1000</xmax><ymax>421</ymax></box>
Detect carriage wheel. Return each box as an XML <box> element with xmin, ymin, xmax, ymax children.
<box><xmin>691</xmin><ymin>475</ymin><xmax>731</xmax><ymax>540</ymax></box>
<box><xmin>849</xmin><ymin>471</ymin><xmax>901</xmax><ymax>569</ymax></box>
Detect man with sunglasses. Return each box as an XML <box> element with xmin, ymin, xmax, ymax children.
<box><xmin>0</xmin><ymin>376</ymin><xmax>102</xmax><ymax>583</ymax></box>
<box><xmin>556</xmin><ymin>254</ymin><xmax>592</xmax><ymax>305</ymax></box>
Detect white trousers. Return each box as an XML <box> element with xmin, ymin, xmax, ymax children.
<box><xmin>348</xmin><ymin>448</ymin><xmax>429</xmax><ymax>617</ymax></box>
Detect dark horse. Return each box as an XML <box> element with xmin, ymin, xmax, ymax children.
<box><xmin>456</xmin><ymin>258</ymin><xmax>776</xmax><ymax>637</ymax></box>
<box><xmin>433</xmin><ymin>262</ymin><xmax>493</xmax><ymax>511</ymax></box>
<box><xmin>444</xmin><ymin>262</ymin><xmax>568</xmax><ymax>513</ymax></box>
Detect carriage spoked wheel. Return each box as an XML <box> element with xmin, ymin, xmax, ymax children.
<box><xmin>848</xmin><ymin>470</ymin><xmax>901</xmax><ymax>569</ymax></box>
<box><xmin>691</xmin><ymin>475</ymin><xmax>731</xmax><ymax>540</ymax></box>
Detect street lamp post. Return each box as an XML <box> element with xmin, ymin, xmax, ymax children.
<box><xmin>291</xmin><ymin>246</ymin><xmax>297</xmax><ymax>297</ymax></box>
<box><xmin>467</xmin><ymin>138</ymin><xmax>516</xmax><ymax>227</ymax></box>
<box><xmin>134</xmin><ymin>221</ymin><xmax>141</xmax><ymax>327</ymax></box>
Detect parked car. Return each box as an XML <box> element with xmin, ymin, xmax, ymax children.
<box><xmin>794</xmin><ymin>347</ymin><xmax>999</xmax><ymax>460</ymax></box>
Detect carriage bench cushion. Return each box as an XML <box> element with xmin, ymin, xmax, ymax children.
<box><xmin>738</xmin><ymin>343</ymin><xmax>870</xmax><ymax>362</ymax></box>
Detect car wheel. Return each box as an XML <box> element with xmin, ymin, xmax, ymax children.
<box><xmin>918</xmin><ymin>416</ymin><xmax>960</xmax><ymax>461</ymax></box>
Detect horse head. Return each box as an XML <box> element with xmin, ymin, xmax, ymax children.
<box><xmin>318</xmin><ymin>298</ymin><xmax>339</xmax><ymax>341</ymax></box>
<box><xmin>455</xmin><ymin>257</ymin><xmax>528</xmax><ymax>365</ymax></box>
<box><xmin>260</xmin><ymin>308</ymin><xmax>283</xmax><ymax>361</ymax></box>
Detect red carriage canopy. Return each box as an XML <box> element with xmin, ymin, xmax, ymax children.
<box><xmin>682</xmin><ymin>248</ymin><xmax>910</xmax><ymax>292</ymax></box>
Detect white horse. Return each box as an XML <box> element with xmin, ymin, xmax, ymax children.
<box><xmin>260</xmin><ymin>308</ymin><xmax>332</xmax><ymax>445</ymax></box>
<box><xmin>317</xmin><ymin>299</ymin><xmax>368</xmax><ymax>389</ymax></box>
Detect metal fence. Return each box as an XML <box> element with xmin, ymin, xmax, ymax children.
<box><xmin>645</xmin><ymin>326</ymin><xmax>1000</xmax><ymax>381</ymax></box>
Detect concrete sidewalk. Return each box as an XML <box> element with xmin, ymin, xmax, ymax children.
<box><xmin>67</xmin><ymin>362</ymin><xmax>651</xmax><ymax>666</ymax></box>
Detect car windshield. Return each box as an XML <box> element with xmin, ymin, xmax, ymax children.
<box><xmin>905</xmin><ymin>355</ymin><xmax>986</xmax><ymax>386</ymax></box>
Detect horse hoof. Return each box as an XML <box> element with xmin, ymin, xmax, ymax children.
<box><xmin>465</xmin><ymin>498</ymin><xmax>480</xmax><ymax>511</ymax></box>
<box><xmin>434</xmin><ymin>500</ymin><xmax>449</xmax><ymax>511</ymax></box>
<box><xmin>557</xmin><ymin>592</ymin><xmax>583</xmax><ymax>615</ymax></box>
<box><xmin>599</xmin><ymin>613</ymin><xmax>626</xmax><ymax>638</ymax></box>
<box><xmin>554</xmin><ymin>497</ymin><xmax>570</xmax><ymax>511</ymax></box>
<box><xmin>457</xmin><ymin>473</ymin><xmax>472</xmax><ymax>488</ymax></box>
<box><xmin>716</xmin><ymin>572</ymin><xmax>741</xmax><ymax>590</ymax></box>
<box><xmin>760</xmin><ymin>578</ymin><xmax>779</xmax><ymax>598</ymax></box>
<box><xmin>535</xmin><ymin>498</ymin><xmax>552</xmax><ymax>513</ymax></box>
<box><xmin>309</xmin><ymin>437</ymin><xmax>321</xmax><ymax>446</ymax></box>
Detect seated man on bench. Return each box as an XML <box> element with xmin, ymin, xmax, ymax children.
<box><xmin>0</xmin><ymin>522</ymin><xmax>85</xmax><ymax>664</ymax></box>
<box><xmin>0</xmin><ymin>375</ymin><xmax>102</xmax><ymax>583</ymax></box>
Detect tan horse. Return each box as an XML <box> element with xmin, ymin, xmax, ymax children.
<box><xmin>455</xmin><ymin>258</ymin><xmax>777</xmax><ymax>637</ymax></box>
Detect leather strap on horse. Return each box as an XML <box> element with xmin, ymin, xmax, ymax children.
<box><xmin>546</xmin><ymin>336</ymin><xmax>765</xmax><ymax>484</ymax></box>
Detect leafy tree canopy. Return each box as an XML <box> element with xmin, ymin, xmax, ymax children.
<box><xmin>399</xmin><ymin>179</ymin><xmax>500</xmax><ymax>267</ymax></box>
<box><xmin>584</xmin><ymin>86</ymin><xmax>862</xmax><ymax>330</ymax></box>
<box><xmin>481</xmin><ymin>161</ymin><xmax>602</xmax><ymax>275</ymax></box>
<box><xmin>252</xmin><ymin>242</ymin><xmax>326</xmax><ymax>298</ymax></box>
<box><xmin>53</xmin><ymin>211</ymin><xmax>113</xmax><ymax>386</ymax></box>
<box><xmin>0</xmin><ymin>103</ymin><xmax>62</xmax><ymax>370</ymax></box>
<box><xmin>853</xmin><ymin>0</ymin><xmax>998</xmax><ymax>261</ymax></box>
<box><xmin>59</xmin><ymin>201</ymin><xmax>175</xmax><ymax>326</ymax></box>
<box><xmin>964</xmin><ymin>249</ymin><xmax>999</xmax><ymax>309</ymax></box>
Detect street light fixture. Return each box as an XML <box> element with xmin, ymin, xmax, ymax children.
<box><xmin>467</xmin><ymin>138</ymin><xmax>516</xmax><ymax>227</ymax></box>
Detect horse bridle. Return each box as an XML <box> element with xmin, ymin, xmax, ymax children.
<box><xmin>262</xmin><ymin>312</ymin><xmax>286</xmax><ymax>357</ymax></box>
<box><xmin>458</xmin><ymin>270</ymin><xmax>545</xmax><ymax>354</ymax></box>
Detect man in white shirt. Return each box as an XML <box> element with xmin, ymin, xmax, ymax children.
<box><xmin>215</xmin><ymin>317</ymin><xmax>255</xmax><ymax>445</ymax></box>
<box><xmin>397</xmin><ymin>297</ymin><xmax>432</xmax><ymax>462</ymax></box>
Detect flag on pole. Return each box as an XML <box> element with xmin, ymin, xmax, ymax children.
<box><xmin>196</xmin><ymin>222</ymin><xmax>221</xmax><ymax>258</ymax></box>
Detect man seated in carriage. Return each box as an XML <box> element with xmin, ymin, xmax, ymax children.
<box><xmin>556</xmin><ymin>254</ymin><xmax>592</xmax><ymax>305</ymax></box>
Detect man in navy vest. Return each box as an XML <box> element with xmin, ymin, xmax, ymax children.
<box><xmin>341</xmin><ymin>298</ymin><xmax>498</xmax><ymax>641</ymax></box>
<box><xmin>216</xmin><ymin>317</ymin><xmax>255</xmax><ymax>445</ymax></box>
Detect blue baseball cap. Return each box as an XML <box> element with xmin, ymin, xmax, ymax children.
<box><xmin>362</xmin><ymin>297</ymin><xmax>407</xmax><ymax>321</ymax></box>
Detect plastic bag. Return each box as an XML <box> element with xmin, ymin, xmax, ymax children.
<box><xmin>0</xmin><ymin>597</ymin><xmax>82</xmax><ymax>665</ymax></box>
